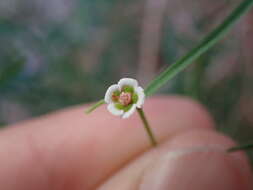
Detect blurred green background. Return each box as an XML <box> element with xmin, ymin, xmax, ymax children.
<box><xmin>0</xmin><ymin>0</ymin><xmax>253</xmax><ymax>160</ymax></box>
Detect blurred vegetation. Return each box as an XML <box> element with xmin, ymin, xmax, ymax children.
<box><xmin>0</xmin><ymin>0</ymin><xmax>253</xmax><ymax>160</ymax></box>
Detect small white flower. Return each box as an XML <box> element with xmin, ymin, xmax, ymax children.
<box><xmin>104</xmin><ymin>78</ymin><xmax>145</xmax><ymax>119</ymax></box>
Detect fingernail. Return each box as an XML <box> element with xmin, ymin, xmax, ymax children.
<box><xmin>140</xmin><ymin>147</ymin><xmax>252</xmax><ymax>190</ymax></box>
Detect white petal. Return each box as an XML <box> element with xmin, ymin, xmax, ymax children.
<box><xmin>118</xmin><ymin>78</ymin><xmax>138</xmax><ymax>90</ymax></box>
<box><xmin>135</xmin><ymin>86</ymin><xmax>145</xmax><ymax>108</ymax></box>
<box><xmin>104</xmin><ymin>84</ymin><xmax>120</xmax><ymax>103</ymax></box>
<box><xmin>122</xmin><ymin>104</ymin><xmax>137</xmax><ymax>119</ymax></box>
<box><xmin>107</xmin><ymin>103</ymin><xmax>124</xmax><ymax>116</ymax></box>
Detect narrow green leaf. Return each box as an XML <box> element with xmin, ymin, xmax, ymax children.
<box><xmin>85</xmin><ymin>99</ymin><xmax>105</xmax><ymax>114</ymax></box>
<box><xmin>145</xmin><ymin>0</ymin><xmax>253</xmax><ymax>96</ymax></box>
<box><xmin>227</xmin><ymin>143</ymin><xmax>253</xmax><ymax>152</ymax></box>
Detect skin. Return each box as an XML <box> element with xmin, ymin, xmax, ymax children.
<box><xmin>0</xmin><ymin>96</ymin><xmax>252</xmax><ymax>190</ymax></box>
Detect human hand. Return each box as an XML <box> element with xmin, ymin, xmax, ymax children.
<box><xmin>0</xmin><ymin>96</ymin><xmax>252</xmax><ymax>190</ymax></box>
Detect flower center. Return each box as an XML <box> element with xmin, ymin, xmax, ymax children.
<box><xmin>119</xmin><ymin>92</ymin><xmax>132</xmax><ymax>106</ymax></box>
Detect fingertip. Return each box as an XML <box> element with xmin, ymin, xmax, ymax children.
<box><xmin>139</xmin><ymin>129</ymin><xmax>253</xmax><ymax>190</ymax></box>
<box><xmin>166</xmin><ymin>128</ymin><xmax>253</xmax><ymax>181</ymax></box>
<box><xmin>140</xmin><ymin>148</ymin><xmax>253</xmax><ymax>190</ymax></box>
<box><xmin>98</xmin><ymin>130</ymin><xmax>253</xmax><ymax>190</ymax></box>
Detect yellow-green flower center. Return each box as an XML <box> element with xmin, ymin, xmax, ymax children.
<box><xmin>112</xmin><ymin>85</ymin><xmax>139</xmax><ymax>112</ymax></box>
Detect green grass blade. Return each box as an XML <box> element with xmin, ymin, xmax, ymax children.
<box><xmin>145</xmin><ymin>0</ymin><xmax>253</xmax><ymax>96</ymax></box>
<box><xmin>228</xmin><ymin>143</ymin><xmax>253</xmax><ymax>152</ymax></box>
<box><xmin>85</xmin><ymin>99</ymin><xmax>105</xmax><ymax>114</ymax></box>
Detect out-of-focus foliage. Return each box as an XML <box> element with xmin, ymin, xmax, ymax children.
<box><xmin>0</xmin><ymin>0</ymin><xmax>253</xmax><ymax>160</ymax></box>
<box><xmin>0</xmin><ymin>0</ymin><xmax>140</xmax><ymax>124</ymax></box>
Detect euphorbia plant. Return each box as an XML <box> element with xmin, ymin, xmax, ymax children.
<box><xmin>86</xmin><ymin>0</ymin><xmax>253</xmax><ymax>150</ymax></box>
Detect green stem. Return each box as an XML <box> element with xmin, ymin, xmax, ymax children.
<box><xmin>227</xmin><ymin>143</ymin><xmax>253</xmax><ymax>153</ymax></box>
<box><xmin>145</xmin><ymin>0</ymin><xmax>253</xmax><ymax>96</ymax></box>
<box><xmin>137</xmin><ymin>108</ymin><xmax>157</xmax><ymax>147</ymax></box>
<box><xmin>85</xmin><ymin>99</ymin><xmax>105</xmax><ymax>114</ymax></box>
